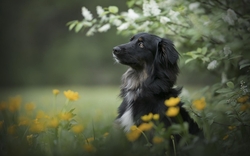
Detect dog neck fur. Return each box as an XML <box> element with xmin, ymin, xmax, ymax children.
<box><xmin>121</xmin><ymin>67</ymin><xmax>148</xmax><ymax>103</ymax></box>
<box><xmin>117</xmin><ymin>67</ymin><xmax>148</xmax><ymax>132</ymax></box>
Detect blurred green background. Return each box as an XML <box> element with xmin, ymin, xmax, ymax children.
<box><xmin>0</xmin><ymin>0</ymin><xmax>216</xmax><ymax>89</ymax></box>
<box><xmin>0</xmin><ymin>0</ymin><xmax>128</xmax><ymax>88</ymax></box>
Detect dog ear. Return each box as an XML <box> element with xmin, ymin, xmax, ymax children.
<box><xmin>157</xmin><ymin>38</ymin><xmax>179</xmax><ymax>65</ymax></box>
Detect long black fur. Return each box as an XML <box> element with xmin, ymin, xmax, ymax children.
<box><xmin>112</xmin><ymin>33</ymin><xmax>199</xmax><ymax>135</ymax></box>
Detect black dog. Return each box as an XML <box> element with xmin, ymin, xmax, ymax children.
<box><xmin>113</xmin><ymin>33</ymin><xmax>199</xmax><ymax>135</ymax></box>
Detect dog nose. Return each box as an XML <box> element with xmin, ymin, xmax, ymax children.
<box><xmin>113</xmin><ymin>46</ymin><xmax>121</xmax><ymax>55</ymax></box>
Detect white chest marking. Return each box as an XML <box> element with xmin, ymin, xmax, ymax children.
<box><xmin>118</xmin><ymin>108</ymin><xmax>134</xmax><ymax>132</ymax></box>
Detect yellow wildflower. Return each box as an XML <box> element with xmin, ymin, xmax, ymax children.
<box><xmin>192</xmin><ymin>97</ymin><xmax>206</xmax><ymax>110</ymax></box>
<box><xmin>8</xmin><ymin>96</ymin><xmax>22</xmax><ymax>112</ymax></box>
<box><xmin>83</xmin><ymin>144</ymin><xmax>96</xmax><ymax>153</ymax></box>
<box><xmin>53</xmin><ymin>89</ymin><xmax>60</xmax><ymax>95</ymax></box>
<box><xmin>138</xmin><ymin>122</ymin><xmax>153</xmax><ymax>131</ymax></box>
<box><xmin>36</xmin><ymin>110</ymin><xmax>46</xmax><ymax>119</ymax></box>
<box><xmin>130</xmin><ymin>125</ymin><xmax>138</xmax><ymax>131</ymax></box>
<box><xmin>223</xmin><ymin>135</ymin><xmax>229</xmax><ymax>140</ymax></box>
<box><xmin>0</xmin><ymin>101</ymin><xmax>7</xmax><ymax>111</ymax></box>
<box><xmin>47</xmin><ymin>117</ymin><xmax>59</xmax><ymax>128</ymax></box>
<box><xmin>25</xmin><ymin>102</ymin><xmax>36</xmax><ymax>111</ymax></box>
<box><xmin>0</xmin><ymin>120</ymin><xmax>4</xmax><ymax>129</ymax></box>
<box><xmin>71</xmin><ymin>124</ymin><xmax>84</xmax><ymax>134</ymax></box>
<box><xmin>64</xmin><ymin>90</ymin><xmax>79</xmax><ymax>101</ymax></box>
<box><xmin>164</xmin><ymin>97</ymin><xmax>180</xmax><ymax>107</ymax></box>
<box><xmin>228</xmin><ymin>126</ymin><xmax>236</xmax><ymax>130</ymax></box>
<box><xmin>152</xmin><ymin>136</ymin><xmax>164</xmax><ymax>144</ymax></box>
<box><xmin>126</xmin><ymin>129</ymin><xmax>141</xmax><ymax>142</ymax></box>
<box><xmin>141</xmin><ymin>113</ymin><xmax>153</xmax><ymax>122</ymax></box>
<box><xmin>59</xmin><ymin>112</ymin><xmax>73</xmax><ymax>121</ymax></box>
<box><xmin>153</xmin><ymin>114</ymin><xmax>160</xmax><ymax>120</ymax></box>
<box><xmin>19</xmin><ymin>116</ymin><xmax>31</xmax><ymax>126</ymax></box>
<box><xmin>29</xmin><ymin>120</ymin><xmax>45</xmax><ymax>133</ymax></box>
<box><xmin>240</xmin><ymin>104</ymin><xmax>249</xmax><ymax>111</ymax></box>
<box><xmin>103</xmin><ymin>132</ymin><xmax>109</xmax><ymax>137</ymax></box>
<box><xmin>7</xmin><ymin>125</ymin><xmax>16</xmax><ymax>135</ymax></box>
<box><xmin>166</xmin><ymin>107</ymin><xmax>180</xmax><ymax>117</ymax></box>
<box><xmin>26</xmin><ymin>134</ymin><xmax>33</xmax><ymax>145</ymax></box>
<box><xmin>237</xmin><ymin>95</ymin><xmax>249</xmax><ymax>103</ymax></box>
<box><xmin>85</xmin><ymin>137</ymin><xmax>94</xmax><ymax>143</ymax></box>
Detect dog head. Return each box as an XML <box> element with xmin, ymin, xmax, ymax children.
<box><xmin>112</xmin><ymin>33</ymin><xmax>179</xmax><ymax>72</ymax></box>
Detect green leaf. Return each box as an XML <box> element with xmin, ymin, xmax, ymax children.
<box><xmin>216</xmin><ymin>88</ymin><xmax>232</xmax><ymax>93</ymax></box>
<box><xmin>75</xmin><ymin>22</ymin><xmax>84</xmax><ymax>33</ymax></box>
<box><xmin>108</xmin><ymin>6</ymin><xmax>119</xmax><ymax>14</ymax></box>
<box><xmin>226</xmin><ymin>81</ymin><xmax>234</xmax><ymax>89</ymax></box>
<box><xmin>185</xmin><ymin>58</ymin><xmax>194</xmax><ymax>64</ymax></box>
<box><xmin>240</xmin><ymin>63</ymin><xmax>250</xmax><ymax>69</ymax></box>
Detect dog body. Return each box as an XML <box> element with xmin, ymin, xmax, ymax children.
<box><xmin>113</xmin><ymin>33</ymin><xmax>198</xmax><ymax>134</ymax></box>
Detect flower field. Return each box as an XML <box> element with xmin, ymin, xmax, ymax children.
<box><xmin>0</xmin><ymin>86</ymin><xmax>250</xmax><ymax>156</ymax></box>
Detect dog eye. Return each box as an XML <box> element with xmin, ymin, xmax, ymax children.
<box><xmin>138</xmin><ymin>42</ymin><xmax>144</xmax><ymax>48</ymax></box>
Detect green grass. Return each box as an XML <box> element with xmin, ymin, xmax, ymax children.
<box><xmin>0</xmin><ymin>86</ymin><xmax>121</xmax><ymax>134</ymax></box>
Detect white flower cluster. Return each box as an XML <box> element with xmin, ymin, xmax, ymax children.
<box><xmin>207</xmin><ymin>60</ymin><xmax>218</xmax><ymax>70</ymax></box>
<box><xmin>81</xmin><ymin>7</ymin><xmax>93</xmax><ymax>21</ymax></box>
<box><xmin>143</xmin><ymin>0</ymin><xmax>161</xmax><ymax>16</ymax></box>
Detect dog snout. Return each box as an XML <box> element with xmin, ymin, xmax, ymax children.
<box><xmin>113</xmin><ymin>46</ymin><xmax>121</xmax><ymax>55</ymax></box>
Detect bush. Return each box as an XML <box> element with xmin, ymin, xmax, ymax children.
<box><xmin>67</xmin><ymin>0</ymin><xmax>250</xmax><ymax>155</ymax></box>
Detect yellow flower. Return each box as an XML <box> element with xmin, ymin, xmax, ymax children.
<box><xmin>0</xmin><ymin>120</ymin><xmax>4</xmax><ymax>129</ymax></box>
<box><xmin>141</xmin><ymin>113</ymin><xmax>153</xmax><ymax>122</ymax></box>
<box><xmin>153</xmin><ymin>114</ymin><xmax>160</xmax><ymax>120</ymax></box>
<box><xmin>85</xmin><ymin>137</ymin><xmax>94</xmax><ymax>143</ymax></box>
<box><xmin>19</xmin><ymin>116</ymin><xmax>31</xmax><ymax>126</ymax></box>
<box><xmin>130</xmin><ymin>125</ymin><xmax>138</xmax><ymax>131</ymax></box>
<box><xmin>7</xmin><ymin>125</ymin><xmax>17</xmax><ymax>135</ymax></box>
<box><xmin>71</xmin><ymin>124</ymin><xmax>84</xmax><ymax>134</ymax></box>
<box><xmin>8</xmin><ymin>96</ymin><xmax>22</xmax><ymax>112</ymax></box>
<box><xmin>0</xmin><ymin>101</ymin><xmax>7</xmax><ymax>111</ymax></box>
<box><xmin>223</xmin><ymin>135</ymin><xmax>229</xmax><ymax>140</ymax></box>
<box><xmin>64</xmin><ymin>90</ymin><xmax>79</xmax><ymax>101</ymax></box>
<box><xmin>228</xmin><ymin>126</ymin><xmax>236</xmax><ymax>130</ymax></box>
<box><xmin>152</xmin><ymin>136</ymin><xmax>164</xmax><ymax>144</ymax></box>
<box><xmin>237</xmin><ymin>95</ymin><xmax>249</xmax><ymax>103</ymax></box>
<box><xmin>240</xmin><ymin>104</ymin><xmax>249</xmax><ymax>111</ymax></box>
<box><xmin>53</xmin><ymin>89</ymin><xmax>60</xmax><ymax>95</ymax></box>
<box><xmin>126</xmin><ymin>129</ymin><xmax>141</xmax><ymax>142</ymax></box>
<box><xmin>138</xmin><ymin>122</ymin><xmax>153</xmax><ymax>131</ymax></box>
<box><xmin>166</xmin><ymin>107</ymin><xmax>180</xmax><ymax>117</ymax></box>
<box><xmin>26</xmin><ymin>134</ymin><xmax>33</xmax><ymax>145</ymax></box>
<box><xmin>29</xmin><ymin>120</ymin><xmax>45</xmax><ymax>133</ymax></box>
<box><xmin>47</xmin><ymin>117</ymin><xmax>59</xmax><ymax>128</ymax></box>
<box><xmin>36</xmin><ymin>110</ymin><xmax>46</xmax><ymax>119</ymax></box>
<box><xmin>103</xmin><ymin>132</ymin><xmax>109</xmax><ymax>137</ymax></box>
<box><xmin>59</xmin><ymin>112</ymin><xmax>73</xmax><ymax>121</ymax></box>
<box><xmin>25</xmin><ymin>102</ymin><xmax>36</xmax><ymax>111</ymax></box>
<box><xmin>164</xmin><ymin>97</ymin><xmax>180</xmax><ymax>107</ymax></box>
<box><xmin>192</xmin><ymin>97</ymin><xmax>206</xmax><ymax>110</ymax></box>
<box><xmin>83</xmin><ymin>144</ymin><xmax>96</xmax><ymax>153</ymax></box>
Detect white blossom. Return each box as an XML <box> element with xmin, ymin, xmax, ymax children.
<box><xmin>223</xmin><ymin>46</ymin><xmax>232</xmax><ymax>56</ymax></box>
<box><xmin>143</xmin><ymin>0</ymin><xmax>161</xmax><ymax>17</ymax></box>
<box><xmin>86</xmin><ymin>26</ymin><xmax>96</xmax><ymax>36</ymax></box>
<box><xmin>223</xmin><ymin>9</ymin><xmax>237</xmax><ymax>25</ymax></box>
<box><xmin>117</xmin><ymin>23</ymin><xmax>129</xmax><ymax>31</ymax></box>
<box><xmin>96</xmin><ymin>6</ymin><xmax>104</xmax><ymax>17</ymax></box>
<box><xmin>113</xmin><ymin>19</ymin><xmax>122</xmax><ymax>26</ymax></box>
<box><xmin>169</xmin><ymin>10</ymin><xmax>179</xmax><ymax>20</ymax></box>
<box><xmin>207</xmin><ymin>60</ymin><xmax>218</xmax><ymax>70</ymax></box>
<box><xmin>98</xmin><ymin>24</ymin><xmax>111</xmax><ymax>32</ymax></box>
<box><xmin>160</xmin><ymin>16</ymin><xmax>171</xmax><ymax>24</ymax></box>
<box><xmin>189</xmin><ymin>2</ymin><xmax>200</xmax><ymax>10</ymax></box>
<box><xmin>82</xmin><ymin>7</ymin><xmax>93</xmax><ymax>21</ymax></box>
<box><xmin>127</xmin><ymin>9</ymin><xmax>139</xmax><ymax>20</ymax></box>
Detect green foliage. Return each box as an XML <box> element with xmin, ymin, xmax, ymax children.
<box><xmin>67</xmin><ymin>0</ymin><xmax>250</xmax><ymax>155</ymax></box>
